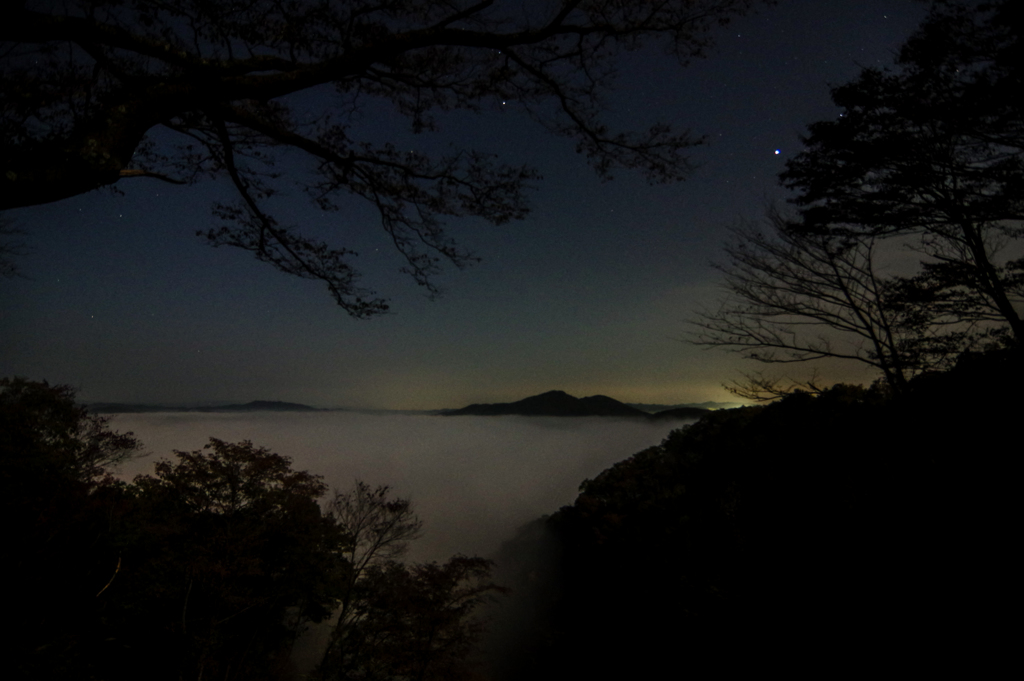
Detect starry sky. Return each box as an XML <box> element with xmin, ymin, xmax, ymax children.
<box><xmin>1</xmin><ymin>0</ymin><xmax>932</xmax><ymax>410</ymax></box>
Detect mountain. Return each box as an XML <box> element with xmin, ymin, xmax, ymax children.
<box><xmin>443</xmin><ymin>390</ymin><xmax>708</xmax><ymax>419</ymax></box>
<box><xmin>86</xmin><ymin>403</ymin><xmax>179</xmax><ymax>414</ymax></box>
<box><xmin>87</xmin><ymin>400</ymin><xmax>319</xmax><ymax>413</ymax></box>
<box><xmin>197</xmin><ymin>400</ymin><xmax>318</xmax><ymax>412</ymax></box>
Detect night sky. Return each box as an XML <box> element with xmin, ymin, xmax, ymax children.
<box><xmin>1</xmin><ymin>0</ymin><xmax>931</xmax><ymax>410</ymax></box>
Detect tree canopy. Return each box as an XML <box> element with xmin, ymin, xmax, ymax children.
<box><xmin>781</xmin><ymin>0</ymin><xmax>1024</xmax><ymax>342</ymax></box>
<box><xmin>1</xmin><ymin>0</ymin><xmax>765</xmax><ymax>316</ymax></box>
<box><xmin>2</xmin><ymin>378</ymin><xmax>504</xmax><ymax>680</ymax></box>
<box><xmin>689</xmin><ymin>210</ymin><xmax>963</xmax><ymax>394</ymax></box>
<box><xmin>492</xmin><ymin>347</ymin><xmax>1021</xmax><ymax>677</ymax></box>
<box><xmin>123</xmin><ymin>439</ymin><xmax>346</xmax><ymax>680</ymax></box>
<box><xmin>691</xmin><ymin>0</ymin><xmax>1023</xmax><ymax>395</ymax></box>
<box><xmin>0</xmin><ymin>375</ymin><xmax>141</xmax><ymax>484</ymax></box>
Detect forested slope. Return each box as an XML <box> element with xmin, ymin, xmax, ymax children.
<box><xmin>490</xmin><ymin>349</ymin><xmax>1020</xmax><ymax>678</ymax></box>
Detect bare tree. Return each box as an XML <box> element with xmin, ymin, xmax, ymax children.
<box><xmin>721</xmin><ymin>368</ymin><xmax>829</xmax><ymax>402</ymax></box>
<box><xmin>318</xmin><ymin>555</ymin><xmax>507</xmax><ymax>681</ymax></box>
<box><xmin>2</xmin><ymin>0</ymin><xmax>766</xmax><ymax>315</ymax></box>
<box><xmin>692</xmin><ymin>2</ymin><xmax>1023</xmax><ymax>399</ymax></box>
<box><xmin>327</xmin><ymin>481</ymin><xmax>423</xmax><ymax>585</ymax></box>
<box><xmin>779</xmin><ymin>0</ymin><xmax>1024</xmax><ymax>342</ymax></box>
<box><xmin>689</xmin><ymin>210</ymin><xmax>973</xmax><ymax>394</ymax></box>
<box><xmin>319</xmin><ymin>481</ymin><xmax>423</xmax><ymax>672</ymax></box>
<box><xmin>316</xmin><ymin>482</ymin><xmax>508</xmax><ymax>680</ymax></box>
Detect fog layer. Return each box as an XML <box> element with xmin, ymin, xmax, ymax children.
<box><xmin>110</xmin><ymin>411</ymin><xmax>698</xmax><ymax>562</ymax></box>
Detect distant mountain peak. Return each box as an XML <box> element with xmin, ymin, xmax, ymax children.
<box><xmin>444</xmin><ymin>390</ymin><xmax>706</xmax><ymax>420</ymax></box>
<box><xmin>225</xmin><ymin>400</ymin><xmax>317</xmax><ymax>412</ymax></box>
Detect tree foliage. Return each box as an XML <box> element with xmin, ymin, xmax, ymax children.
<box><xmin>494</xmin><ymin>348</ymin><xmax>1021</xmax><ymax>677</ymax></box>
<box><xmin>1</xmin><ymin>0</ymin><xmax>766</xmax><ymax>315</ymax></box>
<box><xmin>1</xmin><ymin>377</ymin><xmax>142</xmax><ymax>677</ymax></box>
<box><xmin>121</xmin><ymin>439</ymin><xmax>346</xmax><ymax>680</ymax></box>
<box><xmin>319</xmin><ymin>555</ymin><xmax>507</xmax><ymax>681</ymax></box>
<box><xmin>0</xmin><ymin>375</ymin><xmax>141</xmax><ymax>484</ymax></box>
<box><xmin>780</xmin><ymin>0</ymin><xmax>1024</xmax><ymax>341</ymax></box>
<box><xmin>692</xmin><ymin>0</ymin><xmax>1022</xmax><ymax>396</ymax></box>
<box><xmin>2</xmin><ymin>378</ymin><xmax>504</xmax><ymax>681</ymax></box>
<box><xmin>316</xmin><ymin>482</ymin><xmax>506</xmax><ymax>681</ymax></box>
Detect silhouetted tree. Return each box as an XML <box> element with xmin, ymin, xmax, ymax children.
<box><xmin>689</xmin><ymin>210</ymin><xmax>971</xmax><ymax>394</ymax></box>
<box><xmin>1</xmin><ymin>0</ymin><xmax>766</xmax><ymax>315</ymax></box>
<box><xmin>508</xmin><ymin>349</ymin><xmax>1021</xmax><ymax>677</ymax></box>
<box><xmin>1</xmin><ymin>377</ymin><xmax>141</xmax><ymax>677</ymax></box>
<box><xmin>780</xmin><ymin>0</ymin><xmax>1024</xmax><ymax>343</ymax></box>
<box><xmin>319</xmin><ymin>555</ymin><xmax>507</xmax><ymax>681</ymax></box>
<box><xmin>328</xmin><ymin>481</ymin><xmax>424</xmax><ymax>589</ymax></box>
<box><xmin>719</xmin><ymin>368</ymin><xmax>830</xmax><ymax>402</ymax></box>
<box><xmin>315</xmin><ymin>482</ymin><xmax>507</xmax><ymax>681</ymax></box>
<box><xmin>692</xmin><ymin>1</ymin><xmax>1021</xmax><ymax>396</ymax></box>
<box><xmin>314</xmin><ymin>481</ymin><xmax>420</xmax><ymax>676</ymax></box>
<box><xmin>2</xmin><ymin>383</ymin><xmax>504</xmax><ymax>679</ymax></box>
<box><xmin>0</xmin><ymin>376</ymin><xmax>141</xmax><ymax>482</ymax></box>
<box><xmin>117</xmin><ymin>439</ymin><xmax>347</xmax><ymax>680</ymax></box>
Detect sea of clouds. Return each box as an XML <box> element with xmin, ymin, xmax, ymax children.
<box><xmin>109</xmin><ymin>411</ymin><xmax>701</xmax><ymax>563</ymax></box>
<box><xmin>107</xmin><ymin>410</ymin><xmax>703</xmax><ymax>674</ymax></box>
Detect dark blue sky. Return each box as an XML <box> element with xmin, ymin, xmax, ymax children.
<box><xmin>1</xmin><ymin>0</ymin><xmax>931</xmax><ymax>409</ymax></box>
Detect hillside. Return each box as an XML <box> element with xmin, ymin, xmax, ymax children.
<box><xmin>485</xmin><ymin>349</ymin><xmax>1021</xmax><ymax>677</ymax></box>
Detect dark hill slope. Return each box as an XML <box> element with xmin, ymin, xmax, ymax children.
<box><xmin>646</xmin><ymin>406</ymin><xmax>712</xmax><ymax>420</ymax></box>
<box><xmin>487</xmin><ymin>350</ymin><xmax>1021</xmax><ymax>678</ymax></box>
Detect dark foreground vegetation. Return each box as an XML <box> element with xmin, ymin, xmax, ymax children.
<box><xmin>1</xmin><ymin>377</ymin><xmax>505</xmax><ymax>681</ymax></box>
<box><xmin>486</xmin><ymin>348</ymin><xmax>1021</xmax><ymax>678</ymax></box>
<box><xmin>1</xmin><ymin>0</ymin><xmax>765</xmax><ymax>315</ymax></box>
<box><xmin>4</xmin><ymin>347</ymin><xmax>1020</xmax><ymax>679</ymax></box>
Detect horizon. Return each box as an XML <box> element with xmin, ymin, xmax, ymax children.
<box><xmin>82</xmin><ymin>388</ymin><xmax>746</xmax><ymax>413</ymax></box>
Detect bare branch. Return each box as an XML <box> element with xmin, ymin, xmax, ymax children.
<box><xmin>2</xmin><ymin>0</ymin><xmax>765</xmax><ymax>315</ymax></box>
<box><xmin>689</xmin><ymin>207</ymin><xmax>978</xmax><ymax>392</ymax></box>
<box><xmin>118</xmin><ymin>168</ymin><xmax>186</xmax><ymax>184</ymax></box>
<box><xmin>724</xmin><ymin>369</ymin><xmax>827</xmax><ymax>402</ymax></box>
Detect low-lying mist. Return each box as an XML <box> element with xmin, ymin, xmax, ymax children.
<box><xmin>110</xmin><ymin>411</ymin><xmax>699</xmax><ymax>563</ymax></box>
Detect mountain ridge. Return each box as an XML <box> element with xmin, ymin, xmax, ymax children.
<box><xmin>86</xmin><ymin>394</ymin><xmax>716</xmax><ymax>419</ymax></box>
<box><xmin>443</xmin><ymin>390</ymin><xmax>711</xmax><ymax>420</ymax></box>
<box><xmin>87</xmin><ymin>400</ymin><xmax>319</xmax><ymax>414</ymax></box>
